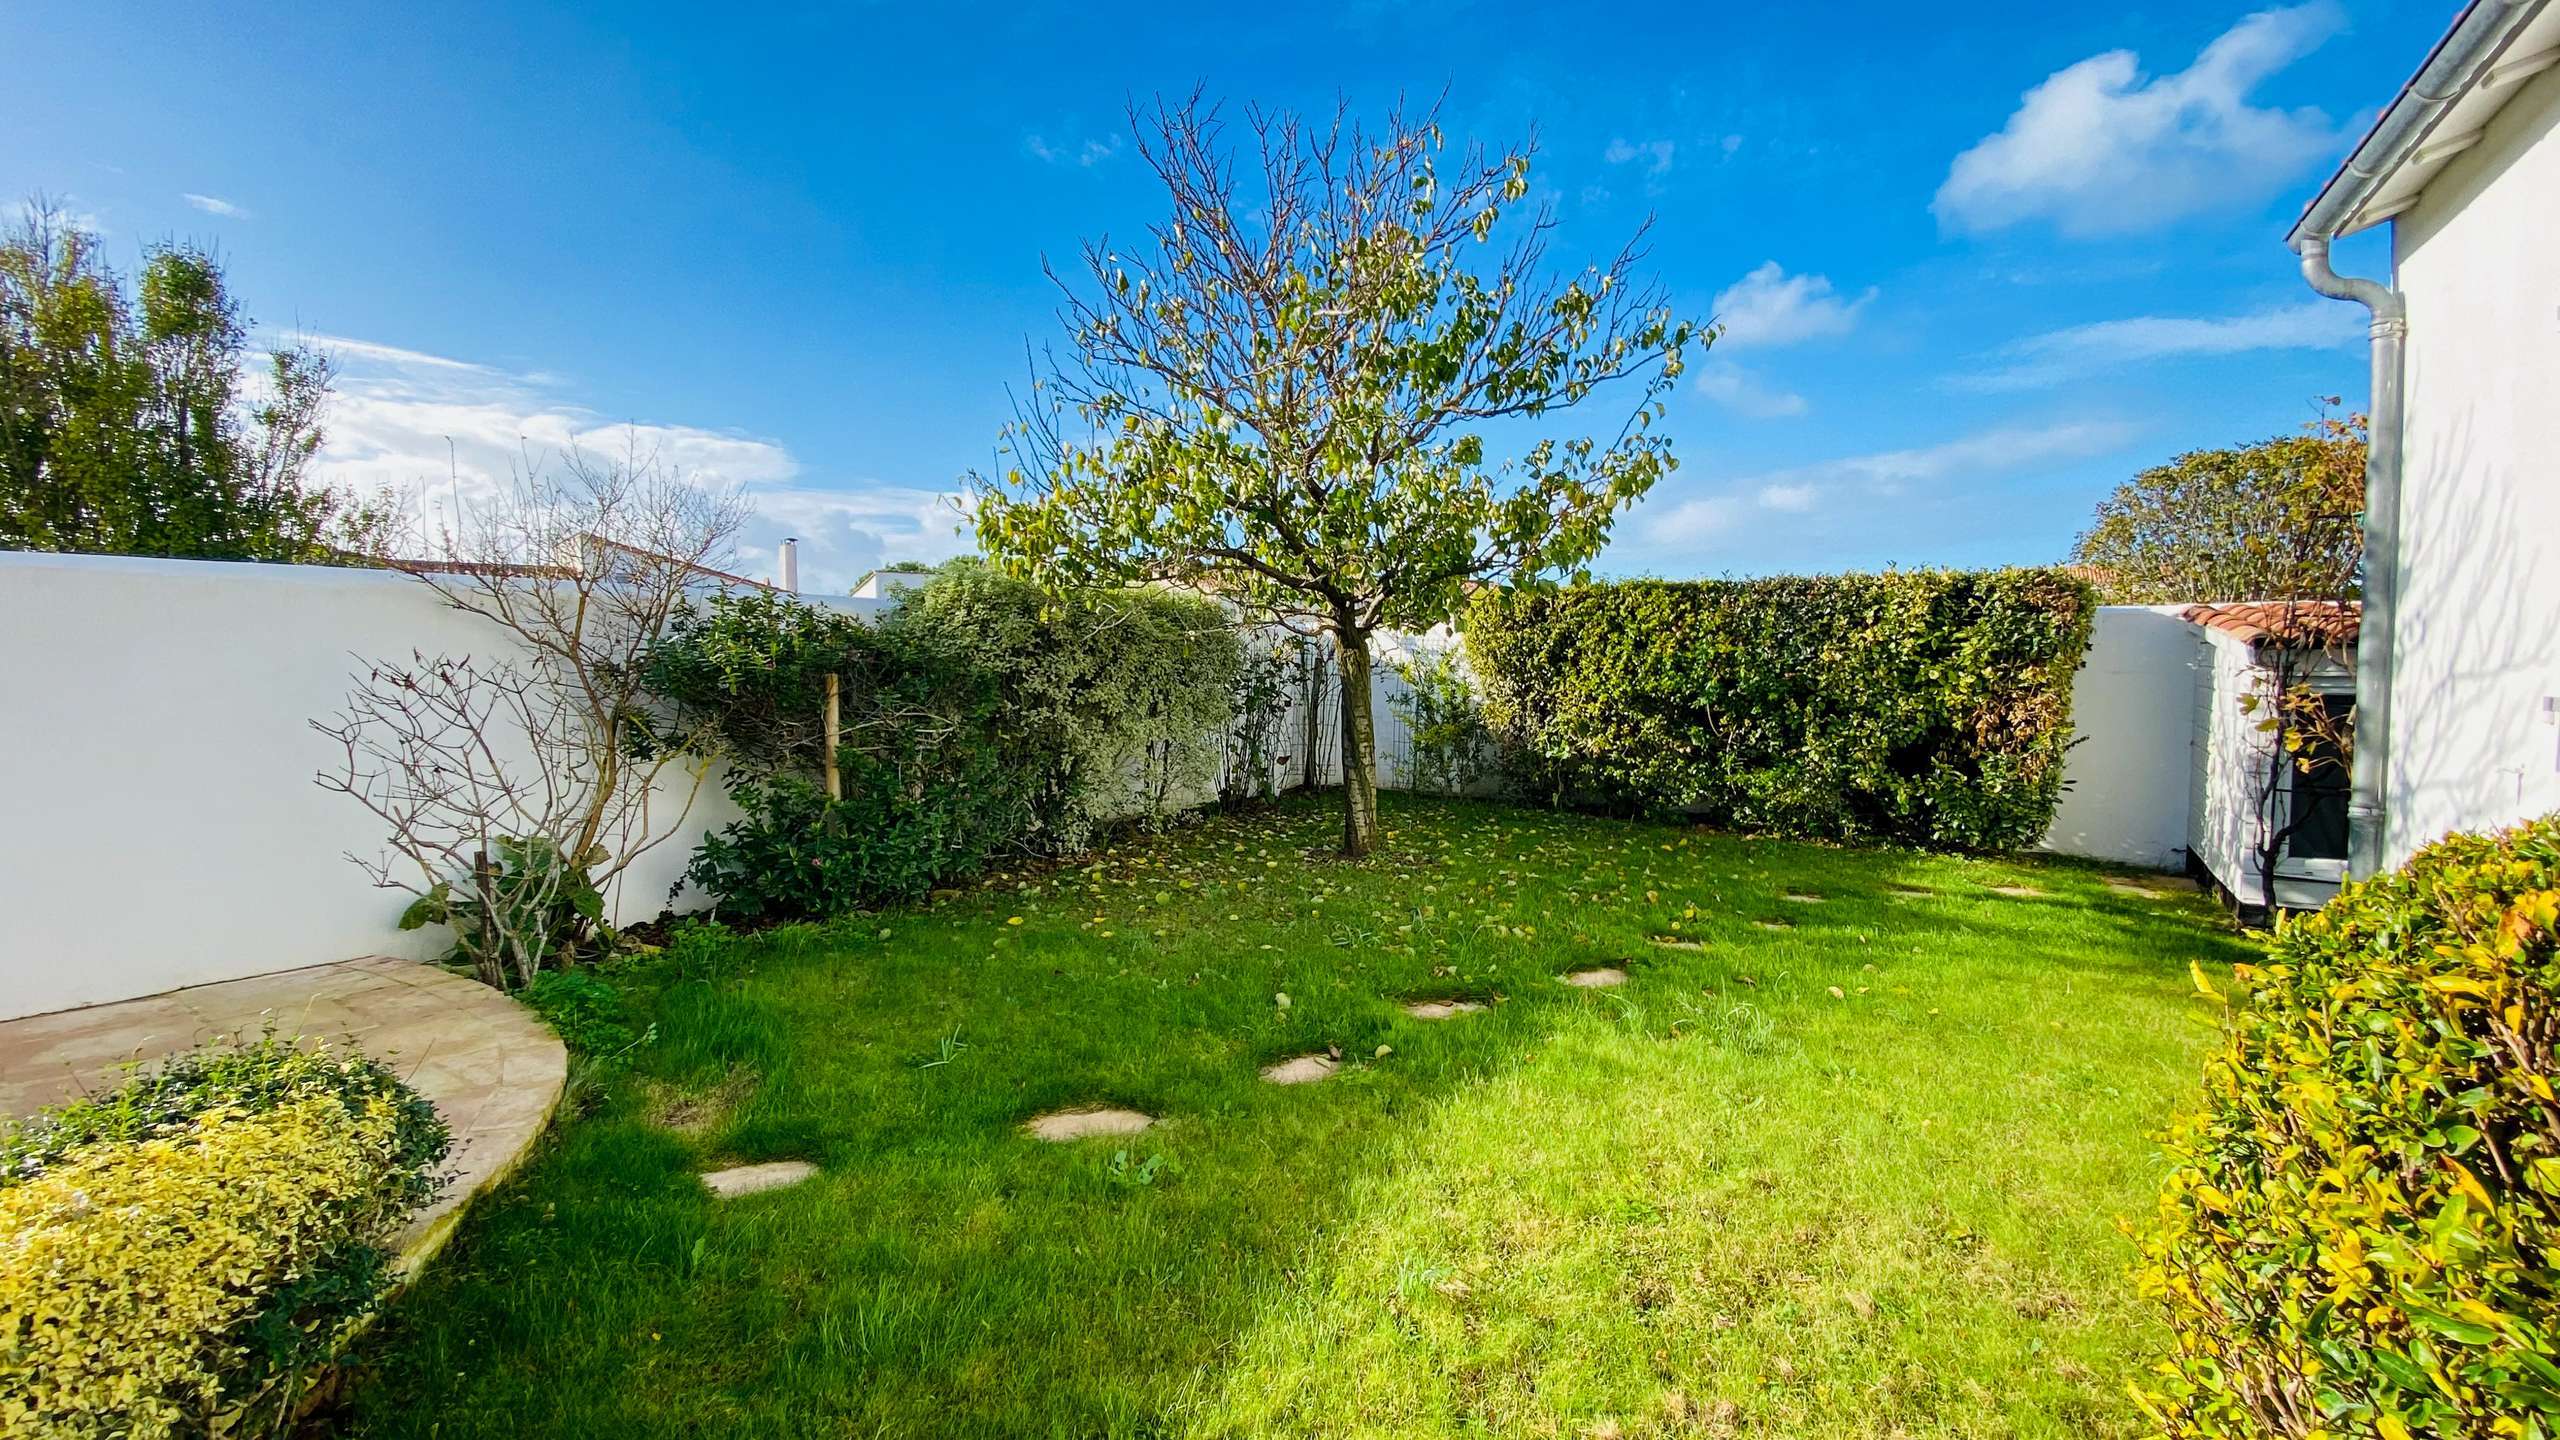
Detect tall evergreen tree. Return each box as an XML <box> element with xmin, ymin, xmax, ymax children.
<box><xmin>1</xmin><ymin>201</ymin><xmax>387</xmax><ymax>561</ymax></box>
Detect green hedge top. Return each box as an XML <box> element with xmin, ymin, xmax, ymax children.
<box><xmin>1462</xmin><ymin>568</ymin><xmax>2096</xmax><ymax>850</ymax></box>
<box><xmin>2136</xmin><ymin>815</ymin><xmax>2560</xmax><ymax>1437</ymax></box>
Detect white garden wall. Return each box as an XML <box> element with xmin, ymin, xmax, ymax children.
<box><xmin>2037</xmin><ymin>605</ymin><xmax>2200</xmax><ymax>871</ymax></box>
<box><xmin>0</xmin><ymin>556</ymin><xmax>2213</xmax><ymax>1022</ymax></box>
<box><xmin>0</xmin><ymin>552</ymin><xmax>788</xmax><ymax>1021</ymax></box>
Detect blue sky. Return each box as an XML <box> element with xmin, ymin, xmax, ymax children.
<box><xmin>1</xmin><ymin>0</ymin><xmax>2442</xmax><ymax>591</ymax></box>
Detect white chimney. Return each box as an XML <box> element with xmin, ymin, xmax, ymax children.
<box><xmin>778</xmin><ymin>537</ymin><xmax>800</xmax><ymax>593</ymax></box>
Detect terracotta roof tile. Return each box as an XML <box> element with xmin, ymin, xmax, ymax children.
<box><xmin>2180</xmin><ymin>600</ymin><xmax>2360</xmax><ymax>648</ymax></box>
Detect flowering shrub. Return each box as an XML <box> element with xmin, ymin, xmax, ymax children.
<box><xmin>2134</xmin><ymin>815</ymin><xmax>2560</xmax><ymax>1438</ymax></box>
<box><xmin>0</xmin><ymin>1039</ymin><xmax>448</xmax><ymax>1438</ymax></box>
<box><xmin>1463</xmin><ymin>569</ymin><xmax>2095</xmax><ymax>849</ymax></box>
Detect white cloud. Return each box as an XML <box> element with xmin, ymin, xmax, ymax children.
<box><xmin>1026</xmin><ymin>133</ymin><xmax>1123</xmax><ymax>167</ymax></box>
<box><xmin>1934</xmin><ymin>2</ymin><xmax>2347</xmax><ymax>237</ymax></box>
<box><xmin>1955</xmin><ymin>300</ymin><xmax>2364</xmax><ymax>390</ymax></box>
<box><xmin>182</xmin><ymin>193</ymin><xmax>249</xmax><ymax>218</ymax></box>
<box><xmin>1711</xmin><ymin>262</ymin><xmax>1873</xmax><ymax>348</ymax></box>
<box><xmin>1627</xmin><ymin>417</ymin><xmax>2138</xmax><ymax>554</ymax></box>
<box><xmin>1603</xmin><ymin>137</ymin><xmax>1676</xmax><ymax>176</ymax></box>
<box><xmin>1691</xmin><ymin>360</ymin><xmax>1808</xmax><ymax>419</ymax></box>
<box><xmin>1638</xmin><ymin>494</ymin><xmax>1745</xmax><ymax>548</ymax></box>
<box><xmin>284</xmin><ymin>334</ymin><xmax>969</xmax><ymax>592</ymax></box>
<box><xmin>1757</xmin><ymin>482</ymin><xmax>1819</xmax><ymax>513</ymax></box>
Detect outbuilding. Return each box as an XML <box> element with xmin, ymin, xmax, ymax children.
<box><xmin>2180</xmin><ymin>602</ymin><xmax>2359</xmax><ymax>917</ymax></box>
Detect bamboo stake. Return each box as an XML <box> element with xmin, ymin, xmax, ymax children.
<box><xmin>823</xmin><ymin>672</ymin><xmax>842</xmax><ymax>801</ymax></box>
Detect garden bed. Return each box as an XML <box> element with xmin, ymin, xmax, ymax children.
<box><xmin>334</xmin><ymin>793</ymin><xmax>2250</xmax><ymax>1438</ymax></box>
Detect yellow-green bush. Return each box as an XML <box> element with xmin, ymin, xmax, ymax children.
<box><xmin>2135</xmin><ymin>815</ymin><xmax>2560</xmax><ymax>1438</ymax></box>
<box><xmin>0</xmin><ymin>1040</ymin><xmax>448</xmax><ymax>1438</ymax></box>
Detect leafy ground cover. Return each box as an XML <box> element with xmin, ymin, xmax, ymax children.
<box><xmin>329</xmin><ymin>794</ymin><xmax>2252</xmax><ymax>1439</ymax></box>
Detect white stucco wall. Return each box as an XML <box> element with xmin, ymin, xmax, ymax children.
<box><xmin>0</xmin><ymin>554</ymin><xmax>1453</xmax><ymax>1021</ymax></box>
<box><xmin>2387</xmin><ymin>59</ymin><xmax>2560</xmax><ymax>863</ymax></box>
<box><xmin>2188</xmin><ymin>627</ymin><xmax>2278</xmax><ymax>906</ymax></box>
<box><xmin>0</xmin><ymin>553</ymin><xmax>762</xmax><ymax>1021</ymax></box>
<box><xmin>2038</xmin><ymin>605</ymin><xmax>2200</xmax><ymax>870</ymax></box>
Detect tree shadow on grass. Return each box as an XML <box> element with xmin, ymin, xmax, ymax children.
<box><xmin>323</xmin><ymin>794</ymin><xmax>2243</xmax><ymax>1439</ymax></box>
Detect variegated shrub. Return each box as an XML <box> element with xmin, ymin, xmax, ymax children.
<box><xmin>2136</xmin><ymin>816</ymin><xmax>2560</xmax><ymax>1438</ymax></box>
<box><xmin>0</xmin><ymin>1039</ymin><xmax>448</xmax><ymax>1438</ymax></box>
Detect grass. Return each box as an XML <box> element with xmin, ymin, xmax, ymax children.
<box><xmin>331</xmin><ymin>793</ymin><xmax>2255</xmax><ymax>1439</ymax></box>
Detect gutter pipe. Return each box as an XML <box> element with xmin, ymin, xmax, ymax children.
<box><xmin>2296</xmin><ymin>239</ymin><xmax>2404</xmax><ymax>881</ymax></box>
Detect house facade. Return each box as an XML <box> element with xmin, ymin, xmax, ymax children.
<box><xmin>2289</xmin><ymin>0</ymin><xmax>2560</xmax><ymax>869</ymax></box>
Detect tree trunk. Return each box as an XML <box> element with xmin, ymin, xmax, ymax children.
<box><xmin>1335</xmin><ymin>625</ymin><xmax>1379</xmax><ymax>856</ymax></box>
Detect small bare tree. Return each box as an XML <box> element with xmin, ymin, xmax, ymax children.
<box><xmin>314</xmin><ymin>444</ymin><xmax>751</xmax><ymax>988</ymax></box>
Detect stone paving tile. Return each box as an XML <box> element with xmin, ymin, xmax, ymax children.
<box><xmin>701</xmin><ymin>1160</ymin><xmax>819</xmax><ymax>1197</ymax></box>
<box><xmin>0</xmin><ymin>956</ymin><xmax>564</xmax><ymax>1277</ymax></box>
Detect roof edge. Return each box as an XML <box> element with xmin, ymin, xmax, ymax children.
<box><xmin>2288</xmin><ymin>0</ymin><xmax>2550</xmax><ymax>248</ymax></box>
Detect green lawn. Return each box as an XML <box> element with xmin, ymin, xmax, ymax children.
<box><xmin>332</xmin><ymin>794</ymin><xmax>2255</xmax><ymax>1439</ymax></box>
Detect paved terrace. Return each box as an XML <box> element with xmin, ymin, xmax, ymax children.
<box><xmin>0</xmin><ymin>957</ymin><xmax>563</xmax><ymax>1272</ymax></box>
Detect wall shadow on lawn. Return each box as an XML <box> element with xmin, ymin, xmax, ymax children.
<box><xmin>320</xmin><ymin>794</ymin><xmax>2252</xmax><ymax>1439</ymax></box>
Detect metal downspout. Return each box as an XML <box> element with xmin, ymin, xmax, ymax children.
<box><xmin>2298</xmin><ymin>236</ymin><xmax>2406</xmax><ymax>879</ymax></box>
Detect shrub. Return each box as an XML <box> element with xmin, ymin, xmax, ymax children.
<box><xmin>395</xmin><ymin>834</ymin><xmax>612</xmax><ymax>986</ymax></box>
<box><xmin>1389</xmin><ymin>648</ymin><xmax>1494</xmax><ymax>796</ymax></box>
<box><xmin>0</xmin><ymin>1038</ymin><xmax>449</xmax><ymax>1438</ymax></box>
<box><xmin>647</xmin><ymin>562</ymin><xmax>1241</xmax><ymax>921</ymax></box>
<box><xmin>2134</xmin><ymin>815</ymin><xmax>2560</xmax><ymax>1438</ymax></box>
<box><xmin>1463</xmin><ymin>569</ymin><xmax>2095</xmax><ymax>849</ymax></box>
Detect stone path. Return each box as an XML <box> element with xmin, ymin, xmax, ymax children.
<box><xmin>0</xmin><ymin>957</ymin><xmax>565</xmax><ymax>1276</ymax></box>
<box><xmin>1559</xmin><ymin>967</ymin><xmax>1628</xmax><ymax>988</ymax></box>
<box><xmin>1260</xmin><ymin>1054</ymin><xmax>1340</xmax><ymax>1084</ymax></box>
<box><xmin>1403</xmin><ymin>999</ymin><xmax>1488</xmax><ymax>1019</ymax></box>
<box><xmin>701</xmin><ymin>1160</ymin><xmax>818</xmax><ymax>1197</ymax></box>
<box><xmin>1024</xmin><ymin>1106</ymin><xmax>1157</xmax><ymax>1140</ymax></box>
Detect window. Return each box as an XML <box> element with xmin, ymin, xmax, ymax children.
<box><xmin>2284</xmin><ymin>692</ymin><xmax>2353</xmax><ymax>863</ymax></box>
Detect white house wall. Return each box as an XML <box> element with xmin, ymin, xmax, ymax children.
<box><xmin>2388</xmin><ymin>58</ymin><xmax>2560</xmax><ymax>863</ymax></box>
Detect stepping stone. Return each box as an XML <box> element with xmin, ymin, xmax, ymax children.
<box><xmin>700</xmin><ymin>1160</ymin><xmax>818</xmax><ymax>1198</ymax></box>
<box><xmin>1403</xmin><ymin>998</ymin><xmax>1488</xmax><ymax>1020</ymax></box>
<box><xmin>1887</xmin><ymin>886</ymin><xmax>1933</xmax><ymax>899</ymax></box>
<box><xmin>2104</xmin><ymin>879</ymin><xmax>2165</xmax><ymax>899</ymax></box>
<box><xmin>1260</xmin><ymin>1054</ymin><xmax>1340</xmax><ymax>1084</ymax></box>
<box><xmin>1025</xmin><ymin>1106</ymin><xmax>1156</xmax><ymax>1141</ymax></box>
<box><xmin>1752</xmin><ymin>920</ymin><xmax>1792</xmax><ymax>932</ymax></box>
<box><xmin>1988</xmin><ymin>884</ymin><xmax>2046</xmax><ymax>899</ymax></box>
<box><xmin>1649</xmin><ymin>935</ymin><xmax>1707</xmax><ymax>950</ymax></box>
<box><xmin>1559</xmin><ymin>967</ymin><xmax>1628</xmax><ymax>988</ymax></box>
<box><xmin>1782</xmin><ymin>893</ymin><xmax>1824</xmax><ymax>904</ymax></box>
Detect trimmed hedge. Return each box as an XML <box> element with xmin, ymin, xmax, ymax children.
<box><xmin>2135</xmin><ymin>815</ymin><xmax>2560</xmax><ymax>1439</ymax></box>
<box><xmin>1463</xmin><ymin>569</ymin><xmax>2096</xmax><ymax>849</ymax></box>
<box><xmin>0</xmin><ymin>1038</ymin><xmax>449</xmax><ymax>1438</ymax></box>
<box><xmin>645</xmin><ymin>561</ymin><xmax>1242</xmax><ymax>921</ymax></box>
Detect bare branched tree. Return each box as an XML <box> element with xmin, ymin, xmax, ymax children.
<box><xmin>313</xmin><ymin>443</ymin><xmax>752</xmax><ymax>987</ymax></box>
